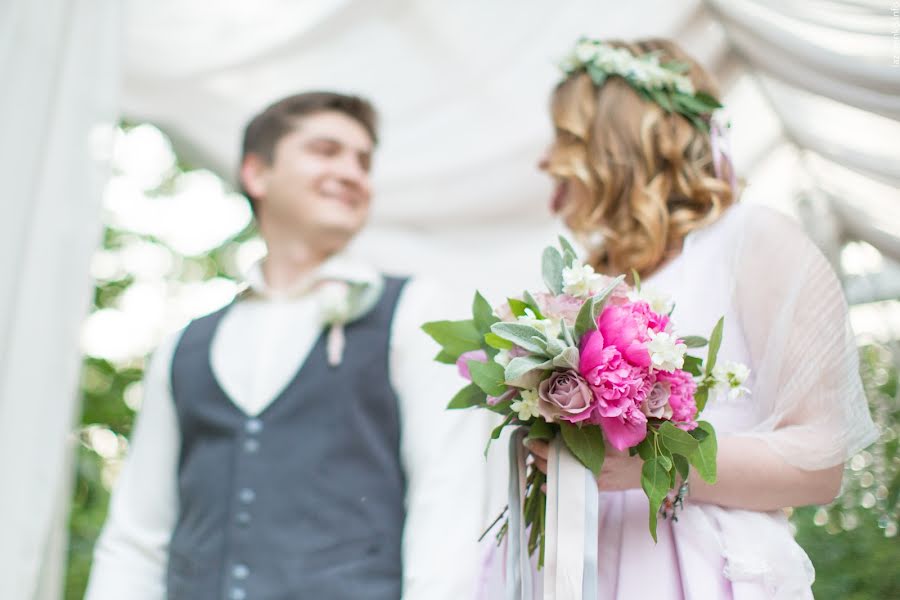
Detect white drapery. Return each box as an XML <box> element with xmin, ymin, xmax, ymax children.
<box><xmin>1</xmin><ymin>0</ymin><xmax>897</xmax><ymax>596</ymax></box>
<box><xmin>0</xmin><ymin>1</ymin><xmax>122</xmax><ymax>599</ymax></box>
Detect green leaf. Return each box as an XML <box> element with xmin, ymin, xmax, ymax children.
<box><xmin>447</xmin><ymin>383</ymin><xmax>487</xmax><ymax>409</ymax></box>
<box><xmin>658</xmin><ymin>422</ymin><xmax>700</xmax><ymax>458</ymax></box>
<box><xmin>504</xmin><ymin>355</ymin><xmax>549</xmax><ymax>386</ymax></box>
<box><xmin>682</xmin><ymin>354</ymin><xmax>703</xmax><ymax>377</ymax></box>
<box><xmin>705</xmin><ymin>317</ymin><xmax>725</xmax><ymax>376</ymax></box>
<box><xmin>542</xmin><ymin>247</ymin><xmax>564</xmax><ymax>295</ymax></box>
<box><xmin>641</xmin><ymin>457</ymin><xmax>671</xmax><ymax>542</ymax></box>
<box><xmin>688</xmin><ymin>426</ymin><xmax>709</xmax><ymax>442</ymax></box>
<box><xmin>673</xmin><ymin>454</ymin><xmax>691</xmax><ymax>482</ymax></box>
<box><xmin>694</xmin><ymin>385</ymin><xmax>710</xmax><ymax>413</ymax></box>
<box><xmin>560</xmin><ymin>320</ymin><xmax>575</xmax><ymax>347</ymax></box>
<box><xmin>636</xmin><ymin>434</ymin><xmax>657</xmax><ymax>461</ymax></box>
<box><xmin>484</xmin><ymin>332</ymin><xmax>514</xmax><ymax>351</ymax></box>
<box><xmin>632</xmin><ymin>268</ymin><xmax>641</xmax><ymax>292</ymax></box>
<box><xmin>680</xmin><ymin>336</ymin><xmax>708</xmax><ymax>349</ymax></box>
<box><xmin>487</xmin><ymin>399</ymin><xmax>513</xmax><ymax>415</ymax></box>
<box><xmin>469</xmin><ymin>360</ymin><xmax>508</xmax><ymax>398</ymax></box>
<box><xmin>694</xmin><ymin>91</ymin><xmax>723</xmax><ymax>110</ymax></box>
<box><xmin>689</xmin><ymin>421</ymin><xmax>717</xmax><ymax>484</ymax></box>
<box><xmin>490</xmin><ymin>322</ymin><xmax>548</xmax><ymax>355</ymax></box>
<box><xmin>434</xmin><ymin>350</ymin><xmax>457</xmax><ymax>364</ymax></box>
<box><xmin>574</xmin><ymin>274</ymin><xmax>626</xmax><ymax>339</ymax></box>
<box><xmin>523</xmin><ymin>291</ymin><xmax>545</xmax><ymax>319</ymax></box>
<box><xmin>559</xmin><ymin>422</ymin><xmax>606</xmax><ymax>476</ymax></box>
<box><xmin>658</xmin><ymin>453</ymin><xmax>673</xmax><ymax>471</ymax></box>
<box><xmin>558</xmin><ymin>236</ymin><xmax>578</xmax><ymax>263</ymax></box>
<box><xmin>422</xmin><ymin>319</ymin><xmax>482</xmax><ymax>360</ymax></box>
<box><xmin>508</xmin><ymin>298</ymin><xmax>530</xmax><ymax>318</ymax></box>
<box><xmin>562</xmin><ymin>249</ymin><xmax>578</xmax><ymax>270</ymax></box>
<box><xmin>473</xmin><ymin>291</ymin><xmax>499</xmax><ymax>335</ymax></box>
<box><xmin>485</xmin><ymin>414</ymin><xmax>515</xmax><ymax>456</ymax></box>
<box><xmin>527</xmin><ymin>419</ymin><xmax>555</xmax><ymax>441</ymax></box>
<box><xmin>550</xmin><ymin>346</ymin><xmax>580</xmax><ymax>371</ymax></box>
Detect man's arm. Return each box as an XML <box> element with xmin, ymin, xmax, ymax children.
<box><xmin>390</xmin><ymin>278</ymin><xmax>495</xmax><ymax>600</ymax></box>
<box><xmin>84</xmin><ymin>332</ymin><xmax>182</xmax><ymax>599</ymax></box>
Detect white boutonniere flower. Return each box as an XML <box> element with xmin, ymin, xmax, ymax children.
<box><xmin>316</xmin><ymin>277</ymin><xmax>384</xmax><ymax>367</ymax></box>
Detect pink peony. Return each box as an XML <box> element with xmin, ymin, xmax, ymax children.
<box><xmin>537</xmin><ymin>370</ymin><xmax>594</xmax><ymax>423</ymax></box>
<box><xmin>597</xmin><ymin>403</ymin><xmax>649</xmax><ymax>450</ymax></box>
<box><xmin>655</xmin><ymin>369</ymin><xmax>698</xmax><ymax>430</ymax></box>
<box><xmin>597</xmin><ymin>301</ymin><xmax>669</xmax><ymax>368</ymax></box>
<box><xmin>578</xmin><ymin>330</ymin><xmax>651</xmax><ymax>419</ymax></box>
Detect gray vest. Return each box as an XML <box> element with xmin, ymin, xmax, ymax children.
<box><xmin>166</xmin><ymin>277</ymin><xmax>408</xmax><ymax>600</ymax></box>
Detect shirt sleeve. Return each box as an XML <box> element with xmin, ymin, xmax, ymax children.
<box><xmin>84</xmin><ymin>331</ymin><xmax>183</xmax><ymax>599</ymax></box>
<box><xmin>733</xmin><ymin>205</ymin><xmax>879</xmax><ymax>470</ymax></box>
<box><xmin>390</xmin><ymin>277</ymin><xmax>496</xmax><ymax>600</ymax></box>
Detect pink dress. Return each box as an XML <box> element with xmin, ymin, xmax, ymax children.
<box><xmin>476</xmin><ymin>203</ymin><xmax>878</xmax><ymax>599</ymax></box>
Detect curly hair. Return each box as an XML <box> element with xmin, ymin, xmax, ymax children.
<box><xmin>547</xmin><ymin>38</ymin><xmax>736</xmax><ymax>279</ymax></box>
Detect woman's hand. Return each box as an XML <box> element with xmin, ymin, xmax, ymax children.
<box><xmin>525</xmin><ymin>439</ymin><xmax>643</xmax><ymax>492</ymax></box>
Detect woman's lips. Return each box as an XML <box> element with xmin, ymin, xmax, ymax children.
<box><xmin>550</xmin><ymin>180</ymin><xmax>568</xmax><ymax>213</ymax></box>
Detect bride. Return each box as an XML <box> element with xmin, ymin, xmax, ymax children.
<box><xmin>478</xmin><ymin>38</ymin><xmax>878</xmax><ymax>599</ymax></box>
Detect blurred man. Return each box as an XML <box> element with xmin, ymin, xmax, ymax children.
<box><xmin>86</xmin><ymin>91</ymin><xmax>487</xmax><ymax>600</ymax></box>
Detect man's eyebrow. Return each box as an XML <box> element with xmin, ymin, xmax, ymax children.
<box><xmin>304</xmin><ymin>136</ymin><xmax>372</xmax><ymax>156</ymax></box>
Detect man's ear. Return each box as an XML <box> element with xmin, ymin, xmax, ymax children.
<box><xmin>240</xmin><ymin>154</ymin><xmax>269</xmax><ymax>201</ymax></box>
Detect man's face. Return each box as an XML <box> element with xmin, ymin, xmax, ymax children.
<box><xmin>248</xmin><ymin>110</ymin><xmax>374</xmax><ymax>242</ymax></box>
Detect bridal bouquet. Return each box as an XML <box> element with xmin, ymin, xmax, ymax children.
<box><xmin>422</xmin><ymin>237</ymin><xmax>749</xmax><ymax>566</ymax></box>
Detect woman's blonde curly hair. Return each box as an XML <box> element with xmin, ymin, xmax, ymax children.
<box><xmin>548</xmin><ymin>38</ymin><xmax>736</xmax><ymax>279</ymax></box>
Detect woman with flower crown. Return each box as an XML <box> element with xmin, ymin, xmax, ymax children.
<box><xmin>476</xmin><ymin>38</ymin><xmax>878</xmax><ymax>599</ymax></box>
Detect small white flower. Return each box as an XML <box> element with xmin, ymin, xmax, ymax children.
<box><xmin>712</xmin><ymin>361</ymin><xmax>751</xmax><ymax>400</ymax></box>
<box><xmin>673</xmin><ymin>75</ymin><xmax>695</xmax><ymax>95</ymax></box>
<box><xmin>627</xmin><ymin>286</ymin><xmax>674</xmax><ymax>316</ymax></box>
<box><xmin>562</xmin><ymin>263</ymin><xmax>608</xmax><ymax>298</ymax></box>
<box><xmin>510</xmin><ymin>389</ymin><xmax>541</xmax><ymax>421</ymax></box>
<box><xmin>646</xmin><ymin>329</ymin><xmax>687</xmax><ymax>372</ymax></box>
<box><xmin>574</xmin><ymin>40</ymin><xmax>598</xmax><ymax>63</ymax></box>
<box><xmin>517</xmin><ymin>309</ymin><xmax>561</xmax><ymax>340</ymax></box>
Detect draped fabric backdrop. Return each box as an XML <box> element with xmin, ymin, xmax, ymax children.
<box><xmin>0</xmin><ymin>0</ymin><xmax>897</xmax><ymax>597</ymax></box>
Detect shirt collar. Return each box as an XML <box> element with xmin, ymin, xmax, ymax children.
<box><xmin>240</xmin><ymin>251</ymin><xmax>381</xmax><ymax>301</ymax></box>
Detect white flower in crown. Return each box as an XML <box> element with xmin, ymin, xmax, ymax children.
<box><xmin>646</xmin><ymin>329</ymin><xmax>687</xmax><ymax>372</ymax></box>
<box><xmin>628</xmin><ymin>286</ymin><xmax>675</xmax><ymax>316</ymax></box>
<box><xmin>712</xmin><ymin>361</ymin><xmax>751</xmax><ymax>400</ymax></box>
<box><xmin>574</xmin><ymin>39</ymin><xmax>599</xmax><ymax>63</ymax></box>
<box><xmin>562</xmin><ymin>263</ymin><xmax>608</xmax><ymax>298</ymax></box>
<box><xmin>511</xmin><ymin>389</ymin><xmax>541</xmax><ymax>421</ymax></box>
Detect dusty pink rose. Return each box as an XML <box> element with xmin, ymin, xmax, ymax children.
<box><xmin>578</xmin><ymin>330</ymin><xmax>651</xmax><ymax>419</ymax></box>
<box><xmin>641</xmin><ymin>379</ymin><xmax>674</xmax><ymax>419</ymax></box>
<box><xmin>456</xmin><ymin>350</ymin><xmax>488</xmax><ymax>381</ymax></box>
<box><xmin>655</xmin><ymin>369</ymin><xmax>698</xmax><ymax>430</ymax></box>
<box><xmin>537</xmin><ymin>370</ymin><xmax>594</xmax><ymax>423</ymax></box>
<box><xmin>534</xmin><ymin>292</ymin><xmax>583</xmax><ymax>326</ymax></box>
<box><xmin>597</xmin><ymin>403</ymin><xmax>649</xmax><ymax>451</ymax></box>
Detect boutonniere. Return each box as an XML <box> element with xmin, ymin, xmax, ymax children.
<box><xmin>316</xmin><ymin>277</ymin><xmax>384</xmax><ymax>367</ymax></box>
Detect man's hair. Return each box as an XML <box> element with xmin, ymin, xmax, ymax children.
<box><xmin>239</xmin><ymin>91</ymin><xmax>379</xmax><ymax>213</ymax></box>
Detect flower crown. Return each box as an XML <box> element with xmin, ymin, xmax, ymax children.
<box><xmin>558</xmin><ymin>38</ymin><xmax>723</xmax><ymax>132</ymax></box>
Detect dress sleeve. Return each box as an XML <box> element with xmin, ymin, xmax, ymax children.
<box><xmin>84</xmin><ymin>331</ymin><xmax>182</xmax><ymax>599</ymax></box>
<box><xmin>732</xmin><ymin>205</ymin><xmax>878</xmax><ymax>470</ymax></box>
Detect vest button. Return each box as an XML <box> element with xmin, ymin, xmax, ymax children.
<box><xmin>232</xmin><ymin>564</ymin><xmax>250</xmax><ymax>579</ymax></box>
<box><xmin>235</xmin><ymin>511</ymin><xmax>251</xmax><ymax>526</ymax></box>
<box><xmin>245</xmin><ymin>419</ymin><xmax>263</xmax><ymax>434</ymax></box>
<box><xmin>228</xmin><ymin>587</ymin><xmax>246</xmax><ymax>600</ymax></box>
<box><xmin>238</xmin><ymin>488</ymin><xmax>256</xmax><ymax>504</ymax></box>
<box><xmin>243</xmin><ymin>438</ymin><xmax>260</xmax><ymax>453</ymax></box>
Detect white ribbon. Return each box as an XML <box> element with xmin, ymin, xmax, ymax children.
<box><xmin>506</xmin><ymin>431</ymin><xmax>600</xmax><ymax>600</ymax></box>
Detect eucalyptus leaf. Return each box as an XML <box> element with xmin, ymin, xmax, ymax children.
<box><xmin>558</xmin><ymin>236</ymin><xmax>578</xmax><ymax>261</ymax></box>
<box><xmin>504</xmin><ymin>356</ymin><xmax>549</xmax><ymax>386</ymax></box>
<box><xmin>421</xmin><ymin>319</ymin><xmax>483</xmax><ymax>360</ymax></box>
<box><xmin>705</xmin><ymin>317</ymin><xmax>725</xmax><ymax>376</ymax></box>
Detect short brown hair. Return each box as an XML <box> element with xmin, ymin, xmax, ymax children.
<box><xmin>239</xmin><ymin>91</ymin><xmax>379</xmax><ymax>212</ymax></box>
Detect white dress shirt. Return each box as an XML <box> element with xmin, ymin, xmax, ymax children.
<box><xmin>85</xmin><ymin>253</ymin><xmax>493</xmax><ymax>600</ymax></box>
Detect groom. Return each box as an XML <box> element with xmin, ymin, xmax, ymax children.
<box><xmin>86</xmin><ymin>92</ymin><xmax>488</xmax><ymax>599</ymax></box>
